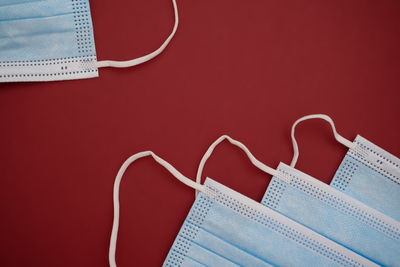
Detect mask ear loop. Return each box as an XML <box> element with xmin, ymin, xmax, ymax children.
<box><xmin>96</xmin><ymin>0</ymin><xmax>178</xmax><ymax>69</ymax></box>
<box><xmin>109</xmin><ymin>151</ymin><xmax>205</xmax><ymax>267</ymax></box>
<box><xmin>195</xmin><ymin>135</ymin><xmax>285</xmax><ymax>197</ymax></box>
<box><xmin>290</xmin><ymin>114</ymin><xmax>357</xmax><ymax>168</ymax></box>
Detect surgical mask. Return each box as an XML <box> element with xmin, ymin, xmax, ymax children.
<box><xmin>197</xmin><ymin>135</ymin><xmax>400</xmax><ymax>266</ymax></box>
<box><xmin>0</xmin><ymin>0</ymin><xmax>178</xmax><ymax>82</ymax></box>
<box><xmin>109</xmin><ymin>150</ymin><xmax>376</xmax><ymax>267</ymax></box>
<box><xmin>291</xmin><ymin>114</ymin><xmax>400</xmax><ymax>221</ymax></box>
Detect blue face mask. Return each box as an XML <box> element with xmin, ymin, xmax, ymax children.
<box><xmin>196</xmin><ymin>135</ymin><xmax>400</xmax><ymax>267</ymax></box>
<box><xmin>290</xmin><ymin>114</ymin><xmax>400</xmax><ymax>221</ymax></box>
<box><xmin>262</xmin><ymin>162</ymin><xmax>400</xmax><ymax>267</ymax></box>
<box><xmin>331</xmin><ymin>135</ymin><xmax>400</xmax><ymax>221</ymax></box>
<box><xmin>109</xmin><ymin>150</ymin><xmax>376</xmax><ymax>267</ymax></box>
<box><xmin>0</xmin><ymin>0</ymin><xmax>178</xmax><ymax>82</ymax></box>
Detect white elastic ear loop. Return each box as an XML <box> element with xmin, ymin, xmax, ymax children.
<box><xmin>290</xmin><ymin>114</ymin><xmax>357</xmax><ymax>168</ymax></box>
<box><xmin>195</xmin><ymin>135</ymin><xmax>280</xmax><ymax>197</ymax></box>
<box><xmin>96</xmin><ymin>0</ymin><xmax>178</xmax><ymax>69</ymax></box>
<box><xmin>109</xmin><ymin>151</ymin><xmax>204</xmax><ymax>267</ymax></box>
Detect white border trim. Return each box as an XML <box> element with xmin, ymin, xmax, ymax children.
<box><xmin>349</xmin><ymin>135</ymin><xmax>400</xmax><ymax>183</ymax></box>
<box><xmin>0</xmin><ymin>56</ymin><xmax>98</xmax><ymax>82</ymax></box>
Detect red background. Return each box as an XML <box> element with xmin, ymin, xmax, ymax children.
<box><xmin>1</xmin><ymin>1</ymin><xmax>399</xmax><ymax>266</ymax></box>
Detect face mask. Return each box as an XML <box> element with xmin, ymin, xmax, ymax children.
<box><xmin>197</xmin><ymin>135</ymin><xmax>400</xmax><ymax>267</ymax></box>
<box><xmin>109</xmin><ymin>150</ymin><xmax>376</xmax><ymax>267</ymax></box>
<box><xmin>0</xmin><ymin>0</ymin><xmax>178</xmax><ymax>82</ymax></box>
<box><xmin>291</xmin><ymin>114</ymin><xmax>400</xmax><ymax>221</ymax></box>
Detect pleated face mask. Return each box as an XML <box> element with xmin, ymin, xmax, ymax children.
<box><xmin>196</xmin><ymin>135</ymin><xmax>400</xmax><ymax>267</ymax></box>
<box><xmin>0</xmin><ymin>0</ymin><xmax>178</xmax><ymax>82</ymax></box>
<box><xmin>110</xmin><ymin>150</ymin><xmax>376</xmax><ymax>267</ymax></box>
<box><xmin>291</xmin><ymin>114</ymin><xmax>400</xmax><ymax>221</ymax></box>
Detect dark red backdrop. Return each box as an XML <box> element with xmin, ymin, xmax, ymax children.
<box><xmin>1</xmin><ymin>1</ymin><xmax>399</xmax><ymax>266</ymax></box>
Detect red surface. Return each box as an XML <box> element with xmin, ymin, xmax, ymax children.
<box><xmin>1</xmin><ymin>1</ymin><xmax>400</xmax><ymax>266</ymax></box>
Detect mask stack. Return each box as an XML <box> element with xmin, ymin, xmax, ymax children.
<box><xmin>195</xmin><ymin>134</ymin><xmax>400</xmax><ymax>266</ymax></box>
<box><xmin>0</xmin><ymin>0</ymin><xmax>178</xmax><ymax>82</ymax></box>
<box><xmin>110</xmin><ymin>151</ymin><xmax>377</xmax><ymax>267</ymax></box>
<box><xmin>108</xmin><ymin>115</ymin><xmax>399</xmax><ymax>266</ymax></box>
<box><xmin>165</xmin><ymin>177</ymin><xmax>376</xmax><ymax>267</ymax></box>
